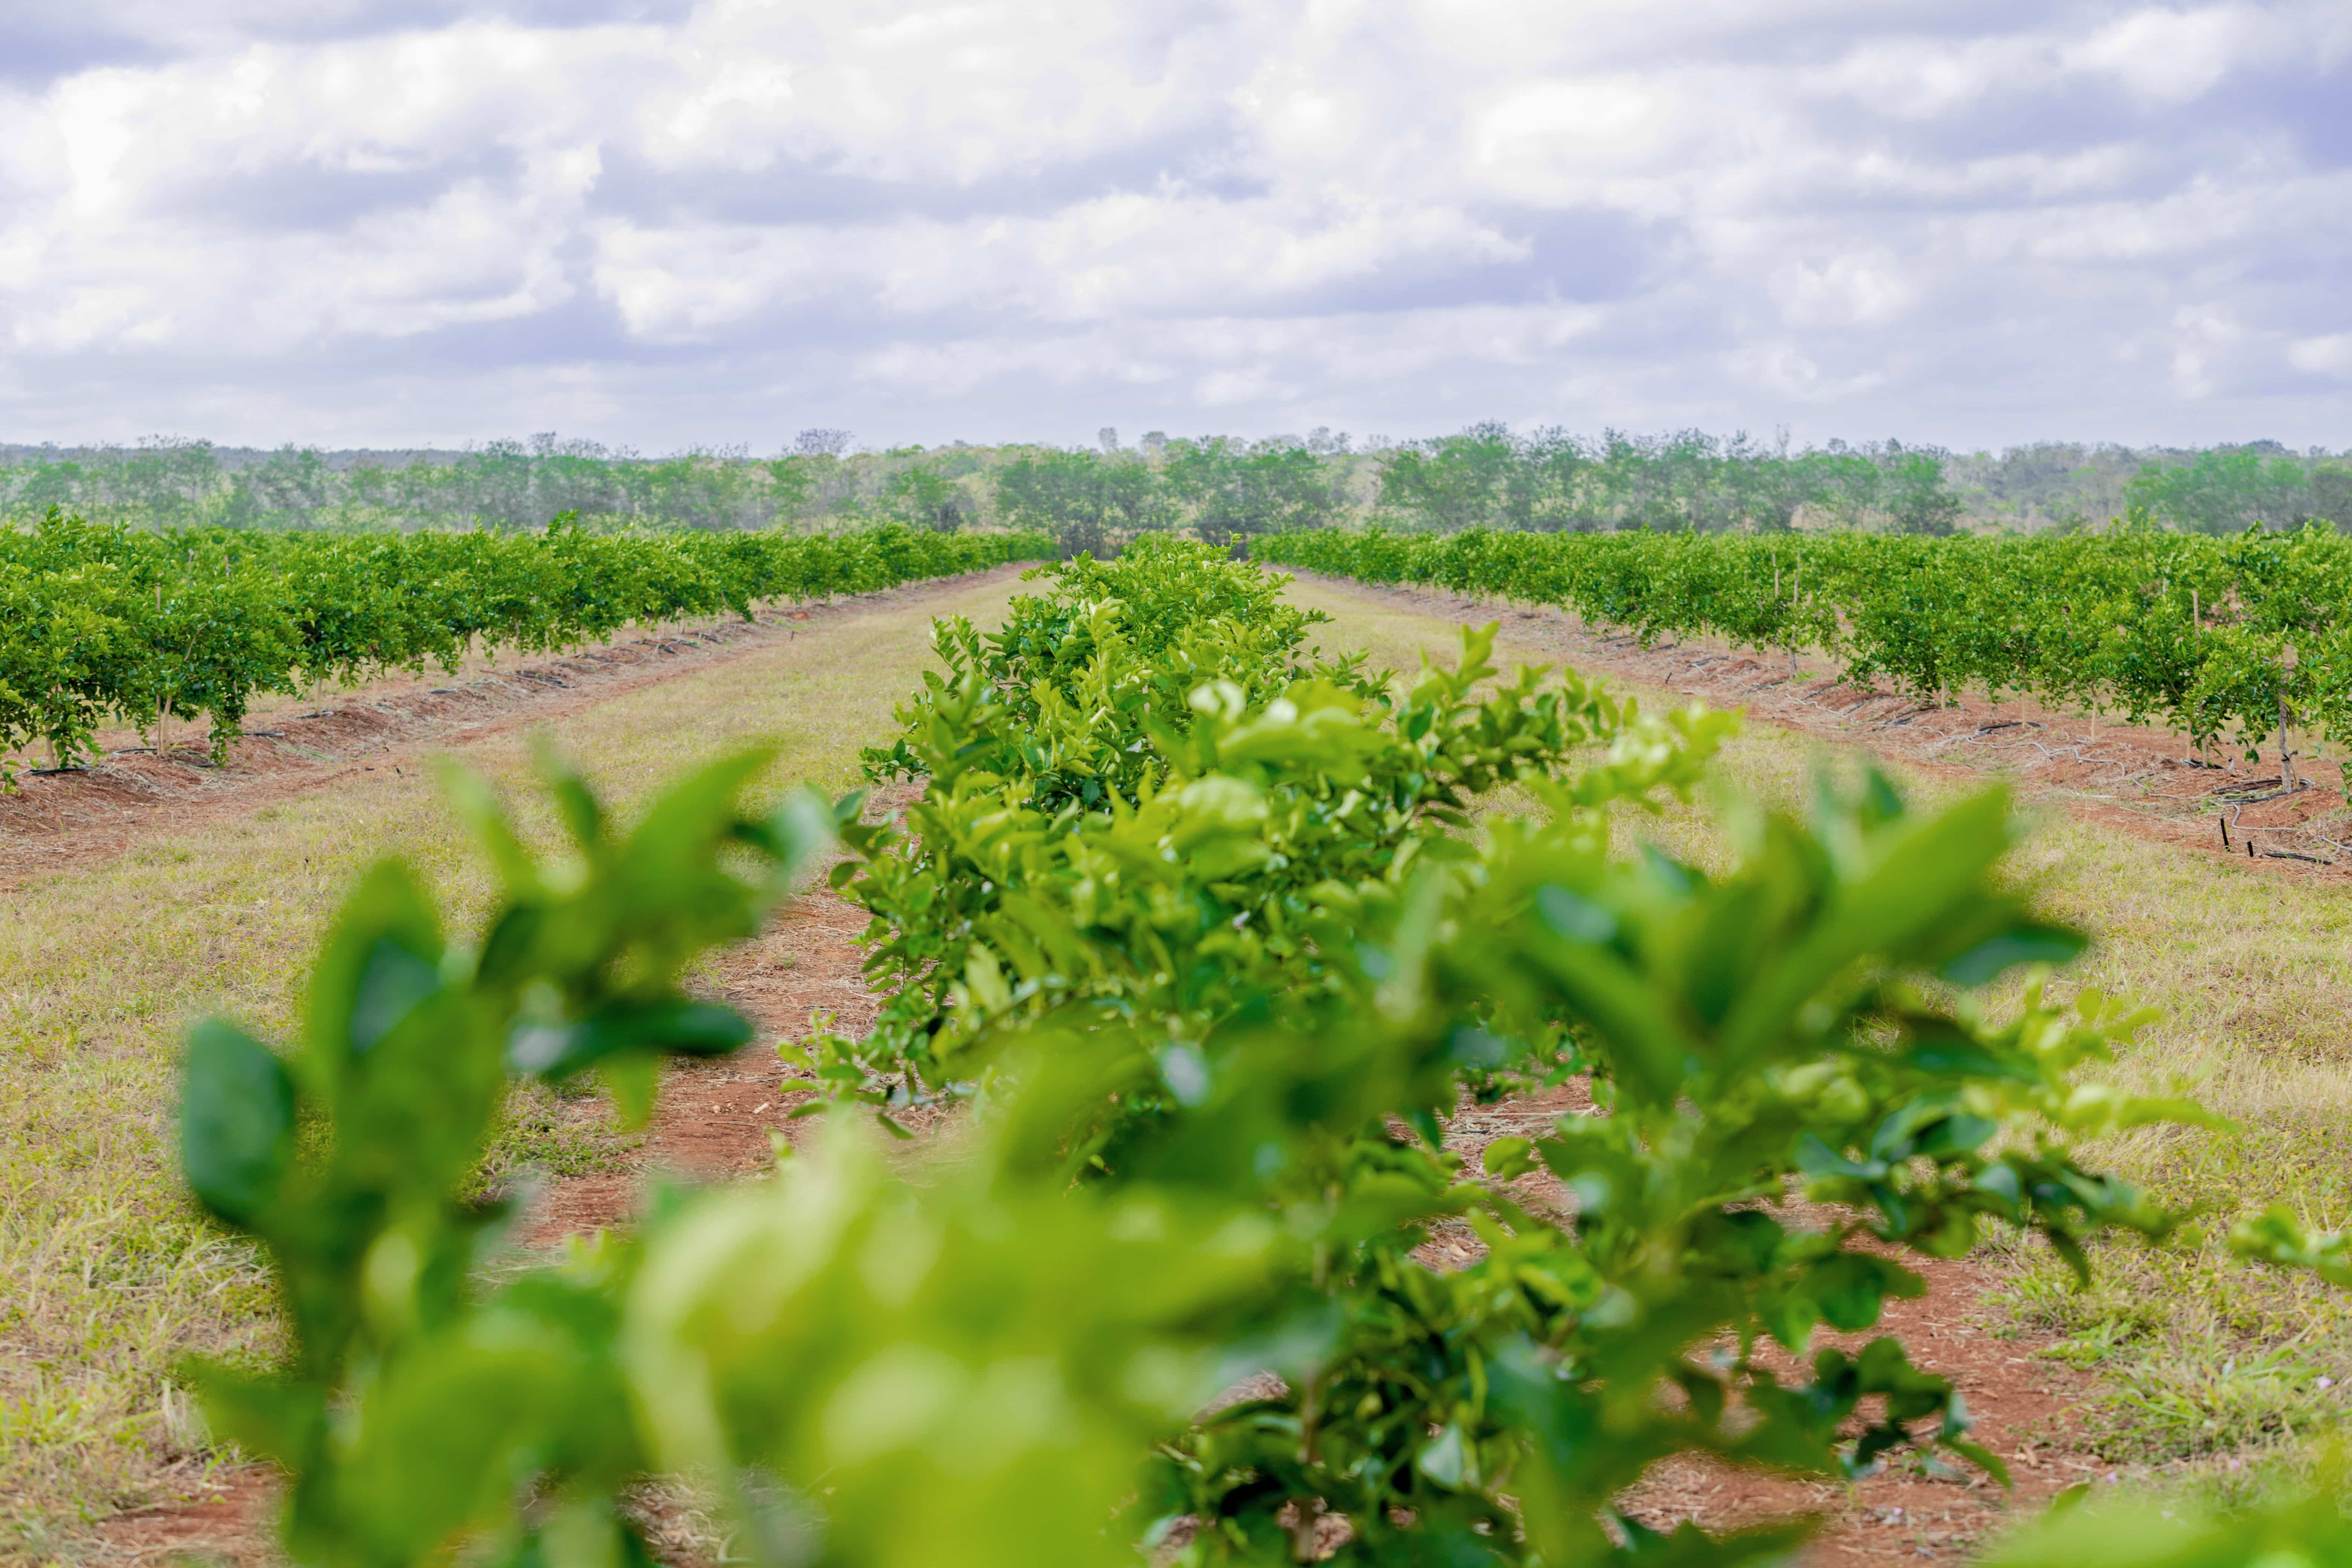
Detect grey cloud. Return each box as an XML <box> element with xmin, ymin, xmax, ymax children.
<box><xmin>2</xmin><ymin>1</ymin><xmax>2348</xmax><ymax>452</ymax></box>
<box><xmin>152</xmin><ymin>152</ymin><xmax>516</xmax><ymax>234</ymax></box>
<box><xmin>1263</xmin><ymin>208</ymin><xmax>1669</xmax><ymax>318</ymax></box>
<box><xmin>2202</xmin><ymin>72</ymin><xmax>2352</xmax><ymax>166</ymax></box>
<box><xmin>587</xmin><ymin>134</ymin><xmax>1266</xmax><ymax>229</ymax></box>
<box><xmin>0</xmin><ymin>12</ymin><xmax>171</xmax><ymax>84</ymax></box>
<box><xmin>11</xmin><ymin>0</ymin><xmax>700</xmax><ymax>66</ymax></box>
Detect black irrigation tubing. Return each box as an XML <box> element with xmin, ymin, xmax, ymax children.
<box><xmin>2212</xmin><ymin>783</ymin><xmax>2306</xmax><ymax>806</ymax></box>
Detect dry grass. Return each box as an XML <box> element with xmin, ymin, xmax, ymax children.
<box><xmin>1290</xmin><ymin>576</ymin><xmax>2352</xmax><ymax>1468</ymax></box>
<box><xmin>0</xmin><ymin>576</ymin><xmax>1021</xmax><ymax>1561</ymax></box>
<box><xmin>9</xmin><ymin>564</ymin><xmax>2343</xmax><ymax>1557</ymax></box>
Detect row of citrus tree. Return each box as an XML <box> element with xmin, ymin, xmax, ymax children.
<box><xmin>0</xmin><ymin>512</ymin><xmax>1052</xmax><ymax>782</ymax></box>
<box><xmin>179</xmin><ymin>540</ymin><xmax>2352</xmax><ymax>1566</ymax></box>
<box><xmin>1256</xmin><ymin>522</ymin><xmax>2352</xmax><ymax>759</ymax></box>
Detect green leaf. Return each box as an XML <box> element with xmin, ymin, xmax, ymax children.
<box><xmin>180</xmin><ymin>1364</ymin><xmax>325</xmax><ymax>1468</ymax></box>
<box><xmin>510</xmin><ymin>1001</ymin><xmax>752</xmax><ymax>1079</ymax></box>
<box><xmin>1804</xmin><ymin>1253</ymin><xmax>1922</xmax><ymax>1333</ymax></box>
<box><xmin>181</xmin><ymin>1018</ymin><xmax>297</xmax><ymax>1227</ymax></box>
<box><xmin>540</xmin><ymin>750</ymin><xmax>606</xmax><ymax>850</ymax></box>
<box><xmin>306</xmin><ymin>861</ymin><xmax>444</xmax><ymax>1070</ymax></box>
<box><xmin>1795</xmin><ymin>1133</ymin><xmax>1885</xmax><ymax>1182</ymax></box>
<box><xmin>436</xmin><ymin>759</ymin><xmax>540</xmax><ymax>895</ymax></box>
<box><xmin>599</xmin><ymin>1052</ymin><xmax>662</xmax><ymax>1129</ymax></box>
<box><xmin>1940</xmin><ymin>923</ymin><xmax>2084</xmax><ymax>986</ymax></box>
<box><xmin>1481</xmin><ymin>1137</ymin><xmax>1536</xmax><ymax>1180</ymax></box>
<box><xmin>1415</xmin><ymin>1423</ymin><xmax>1470</xmax><ymax>1488</ymax></box>
<box><xmin>1945</xmin><ymin>1436</ymin><xmax>2011</xmax><ymax>1488</ymax></box>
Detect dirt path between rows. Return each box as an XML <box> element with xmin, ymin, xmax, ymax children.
<box><xmin>98</xmin><ymin>878</ymin><xmax>2107</xmax><ymax>1568</ymax></box>
<box><xmin>0</xmin><ymin>564</ymin><xmax>1034</xmax><ymax>893</ymax></box>
<box><xmin>84</xmin><ymin>571</ymin><xmax>2132</xmax><ymax>1567</ymax></box>
<box><xmin>1289</xmin><ymin>570</ymin><xmax>2180</xmax><ymax>1557</ymax></box>
<box><xmin>89</xmin><ymin>850</ymin><xmax>910</xmax><ymax>1568</ymax></box>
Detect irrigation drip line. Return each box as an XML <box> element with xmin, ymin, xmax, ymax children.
<box><xmin>2210</xmin><ymin>783</ymin><xmax>2304</xmax><ymax>807</ymax></box>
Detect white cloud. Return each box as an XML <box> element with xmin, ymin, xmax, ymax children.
<box><xmin>2065</xmin><ymin>6</ymin><xmax>2271</xmax><ymax>101</ymax></box>
<box><xmin>1767</xmin><ymin>253</ymin><xmax>1915</xmax><ymax>331</ymax></box>
<box><xmin>1816</xmin><ymin>34</ymin><xmax>2058</xmax><ymax>121</ymax></box>
<box><xmin>1474</xmin><ymin>77</ymin><xmax>1692</xmax><ymax>186</ymax></box>
<box><xmin>1724</xmin><ymin>341</ymin><xmax>1886</xmax><ymax>404</ymax></box>
<box><xmin>589</xmin><ymin>194</ymin><xmax>1526</xmax><ymax>343</ymax></box>
<box><xmin>2168</xmin><ymin>303</ymin><xmax>2245</xmax><ymax>399</ymax></box>
<box><xmin>2289</xmin><ymin>333</ymin><xmax>2352</xmax><ymax>377</ymax></box>
<box><xmin>0</xmin><ymin>0</ymin><xmax>2346</xmax><ymax>449</ymax></box>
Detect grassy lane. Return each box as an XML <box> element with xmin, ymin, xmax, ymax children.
<box><xmin>0</xmin><ymin>575</ymin><xmax>1021</xmax><ymax>1558</ymax></box>
<box><xmin>1292</xmin><ymin>576</ymin><xmax>2352</xmax><ymax>1481</ymax></box>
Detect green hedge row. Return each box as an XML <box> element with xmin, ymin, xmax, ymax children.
<box><xmin>0</xmin><ymin>516</ymin><xmax>1052</xmax><ymax>777</ymax></box>
<box><xmin>1257</xmin><ymin>524</ymin><xmax>2352</xmax><ymax>757</ymax></box>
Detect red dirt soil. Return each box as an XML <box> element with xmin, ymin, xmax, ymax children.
<box><xmin>1423</xmin><ymin>1092</ymin><xmax>2109</xmax><ymax>1563</ymax></box>
<box><xmin>84</xmin><ymin>919</ymin><xmax>2109</xmax><ymax>1566</ymax></box>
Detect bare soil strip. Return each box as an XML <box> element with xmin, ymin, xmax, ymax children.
<box><xmin>1285</xmin><ymin>571</ymin><xmax>2157</xmax><ymax>1561</ymax></box>
<box><xmin>519</xmin><ymin>788</ymin><xmax>931</xmax><ymax>1244</ymax></box>
<box><xmin>1420</xmin><ymin>1095</ymin><xmax>2104</xmax><ymax>1563</ymax></box>
<box><xmin>88</xmin><ymin>859</ymin><xmax>910</xmax><ymax>1568</ymax></box>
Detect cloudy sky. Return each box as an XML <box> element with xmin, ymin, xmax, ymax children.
<box><xmin>3</xmin><ymin>1</ymin><xmax>2348</xmax><ymax>454</ymax></box>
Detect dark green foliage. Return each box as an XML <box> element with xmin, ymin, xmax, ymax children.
<box><xmin>1161</xmin><ymin>436</ymin><xmax>1343</xmax><ymax>540</ymax></box>
<box><xmin>1257</xmin><ymin>523</ymin><xmax>2352</xmax><ymax>755</ymax></box>
<box><xmin>0</xmin><ymin>514</ymin><xmax>1052</xmax><ymax>782</ymax></box>
<box><xmin>881</xmin><ymin>460</ymin><xmax>975</xmax><ymax>532</ymax></box>
<box><xmin>2124</xmin><ymin>445</ymin><xmax>2352</xmax><ymax>534</ymax></box>
<box><xmin>1374</xmin><ymin>427</ymin><xmax>1968</xmax><ymax>536</ymax></box>
<box><xmin>2</xmin><ymin>435</ymin><xmax>817</xmax><ymax>534</ymax></box>
<box><xmin>992</xmin><ymin>447</ymin><xmax>1173</xmax><ymax>555</ymax></box>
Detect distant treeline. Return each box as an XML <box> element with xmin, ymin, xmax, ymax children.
<box><xmin>4</xmin><ymin>426</ymin><xmax>2345</xmax><ymax>547</ymax></box>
